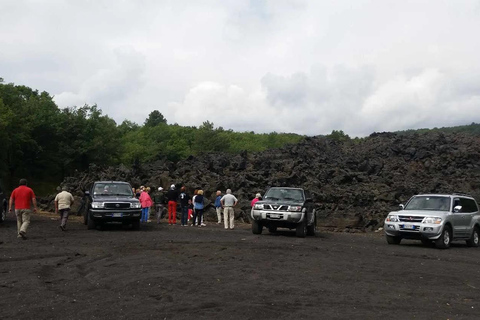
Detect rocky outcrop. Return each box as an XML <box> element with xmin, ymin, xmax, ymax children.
<box><xmin>44</xmin><ymin>131</ymin><xmax>480</xmax><ymax>231</ymax></box>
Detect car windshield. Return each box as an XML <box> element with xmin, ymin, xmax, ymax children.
<box><xmin>405</xmin><ymin>196</ymin><xmax>451</xmax><ymax>211</ymax></box>
<box><xmin>93</xmin><ymin>183</ymin><xmax>133</xmax><ymax>197</ymax></box>
<box><xmin>264</xmin><ymin>188</ymin><xmax>304</xmax><ymax>201</ymax></box>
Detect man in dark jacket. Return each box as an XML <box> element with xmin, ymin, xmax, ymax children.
<box><xmin>178</xmin><ymin>186</ymin><xmax>190</xmax><ymax>226</ymax></box>
<box><xmin>166</xmin><ymin>184</ymin><xmax>179</xmax><ymax>225</ymax></box>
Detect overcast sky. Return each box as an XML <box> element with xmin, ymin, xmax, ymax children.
<box><xmin>1</xmin><ymin>0</ymin><xmax>480</xmax><ymax>136</ymax></box>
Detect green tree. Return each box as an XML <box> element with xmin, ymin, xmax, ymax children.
<box><xmin>144</xmin><ymin>110</ymin><xmax>167</xmax><ymax>127</ymax></box>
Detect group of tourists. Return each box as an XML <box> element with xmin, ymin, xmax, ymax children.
<box><xmin>7</xmin><ymin>178</ymin><xmax>248</xmax><ymax>240</ymax></box>
<box><xmin>145</xmin><ymin>184</ymin><xmax>240</xmax><ymax>230</ymax></box>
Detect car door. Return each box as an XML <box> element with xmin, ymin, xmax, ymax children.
<box><xmin>450</xmin><ymin>198</ymin><xmax>467</xmax><ymax>237</ymax></box>
<box><xmin>460</xmin><ymin>198</ymin><xmax>478</xmax><ymax>236</ymax></box>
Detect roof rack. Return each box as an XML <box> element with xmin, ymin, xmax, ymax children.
<box><xmin>452</xmin><ymin>192</ymin><xmax>473</xmax><ymax>197</ymax></box>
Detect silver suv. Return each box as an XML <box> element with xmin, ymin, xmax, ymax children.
<box><xmin>384</xmin><ymin>193</ymin><xmax>480</xmax><ymax>249</ymax></box>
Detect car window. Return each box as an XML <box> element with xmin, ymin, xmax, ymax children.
<box><xmin>459</xmin><ymin>198</ymin><xmax>478</xmax><ymax>213</ymax></box>
<box><xmin>405</xmin><ymin>196</ymin><xmax>451</xmax><ymax>211</ymax></box>
<box><xmin>264</xmin><ymin>188</ymin><xmax>304</xmax><ymax>201</ymax></box>
<box><xmin>93</xmin><ymin>183</ymin><xmax>133</xmax><ymax>196</ymax></box>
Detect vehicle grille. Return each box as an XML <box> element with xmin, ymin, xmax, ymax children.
<box><xmin>263</xmin><ymin>204</ymin><xmax>289</xmax><ymax>211</ymax></box>
<box><xmin>398</xmin><ymin>216</ymin><xmax>424</xmax><ymax>223</ymax></box>
<box><xmin>104</xmin><ymin>203</ymin><xmax>131</xmax><ymax>209</ymax></box>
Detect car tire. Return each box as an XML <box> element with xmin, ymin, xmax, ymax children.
<box><xmin>435</xmin><ymin>225</ymin><xmax>452</xmax><ymax>249</ymax></box>
<box><xmin>132</xmin><ymin>219</ymin><xmax>140</xmax><ymax>231</ymax></box>
<box><xmin>466</xmin><ymin>227</ymin><xmax>480</xmax><ymax>247</ymax></box>
<box><xmin>0</xmin><ymin>204</ymin><xmax>6</xmax><ymax>223</ymax></box>
<box><xmin>87</xmin><ymin>214</ymin><xmax>96</xmax><ymax>230</ymax></box>
<box><xmin>252</xmin><ymin>220</ymin><xmax>263</xmax><ymax>234</ymax></box>
<box><xmin>386</xmin><ymin>235</ymin><xmax>401</xmax><ymax>245</ymax></box>
<box><xmin>296</xmin><ymin>219</ymin><xmax>307</xmax><ymax>238</ymax></box>
<box><xmin>307</xmin><ymin>216</ymin><xmax>317</xmax><ymax>236</ymax></box>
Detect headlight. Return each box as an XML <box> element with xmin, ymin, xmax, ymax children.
<box><xmin>254</xmin><ymin>204</ymin><xmax>264</xmax><ymax>210</ymax></box>
<box><xmin>91</xmin><ymin>202</ymin><xmax>104</xmax><ymax>209</ymax></box>
<box><xmin>422</xmin><ymin>217</ymin><xmax>442</xmax><ymax>224</ymax></box>
<box><xmin>288</xmin><ymin>206</ymin><xmax>302</xmax><ymax>212</ymax></box>
<box><xmin>386</xmin><ymin>215</ymin><xmax>399</xmax><ymax>222</ymax></box>
<box><xmin>130</xmin><ymin>202</ymin><xmax>141</xmax><ymax>209</ymax></box>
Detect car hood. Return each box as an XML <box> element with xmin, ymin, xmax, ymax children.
<box><xmin>92</xmin><ymin>196</ymin><xmax>139</xmax><ymax>203</ymax></box>
<box><xmin>389</xmin><ymin>210</ymin><xmax>449</xmax><ymax>217</ymax></box>
<box><xmin>256</xmin><ymin>200</ymin><xmax>304</xmax><ymax>206</ymax></box>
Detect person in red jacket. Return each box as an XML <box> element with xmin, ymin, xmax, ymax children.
<box><xmin>8</xmin><ymin>178</ymin><xmax>38</xmax><ymax>240</ymax></box>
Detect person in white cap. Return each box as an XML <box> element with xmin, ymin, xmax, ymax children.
<box><xmin>154</xmin><ymin>187</ymin><xmax>166</xmax><ymax>224</ymax></box>
<box><xmin>166</xmin><ymin>184</ymin><xmax>179</xmax><ymax>225</ymax></box>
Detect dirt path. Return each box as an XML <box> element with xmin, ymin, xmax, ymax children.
<box><xmin>1</xmin><ymin>213</ymin><xmax>480</xmax><ymax>319</ymax></box>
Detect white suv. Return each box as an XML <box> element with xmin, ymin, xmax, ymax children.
<box><xmin>384</xmin><ymin>193</ymin><xmax>480</xmax><ymax>249</ymax></box>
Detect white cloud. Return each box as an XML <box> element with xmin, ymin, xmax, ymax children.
<box><xmin>1</xmin><ymin>0</ymin><xmax>480</xmax><ymax>135</ymax></box>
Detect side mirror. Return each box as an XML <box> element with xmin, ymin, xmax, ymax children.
<box><xmin>306</xmin><ymin>197</ymin><xmax>313</xmax><ymax>202</ymax></box>
<box><xmin>84</xmin><ymin>190</ymin><xmax>90</xmax><ymax>196</ymax></box>
<box><xmin>399</xmin><ymin>204</ymin><xmax>405</xmax><ymax>210</ymax></box>
<box><xmin>454</xmin><ymin>205</ymin><xmax>462</xmax><ymax>213</ymax></box>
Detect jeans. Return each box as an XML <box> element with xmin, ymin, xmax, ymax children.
<box><xmin>141</xmin><ymin>207</ymin><xmax>149</xmax><ymax>222</ymax></box>
<box><xmin>193</xmin><ymin>208</ymin><xmax>203</xmax><ymax>226</ymax></box>
<box><xmin>156</xmin><ymin>204</ymin><xmax>164</xmax><ymax>223</ymax></box>
<box><xmin>180</xmin><ymin>205</ymin><xmax>188</xmax><ymax>226</ymax></box>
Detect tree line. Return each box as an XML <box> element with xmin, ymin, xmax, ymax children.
<box><xmin>0</xmin><ymin>79</ymin><xmax>302</xmax><ymax>192</ymax></box>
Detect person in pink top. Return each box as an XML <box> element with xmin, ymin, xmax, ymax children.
<box><xmin>251</xmin><ymin>193</ymin><xmax>262</xmax><ymax>207</ymax></box>
<box><xmin>139</xmin><ymin>188</ymin><xmax>153</xmax><ymax>222</ymax></box>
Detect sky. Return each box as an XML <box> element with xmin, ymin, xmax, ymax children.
<box><xmin>1</xmin><ymin>0</ymin><xmax>480</xmax><ymax>137</ymax></box>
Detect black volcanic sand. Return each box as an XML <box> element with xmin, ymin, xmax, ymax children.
<box><xmin>1</xmin><ymin>213</ymin><xmax>480</xmax><ymax>319</ymax></box>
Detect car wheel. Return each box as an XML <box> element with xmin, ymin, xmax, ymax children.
<box><xmin>296</xmin><ymin>219</ymin><xmax>307</xmax><ymax>238</ymax></box>
<box><xmin>307</xmin><ymin>216</ymin><xmax>317</xmax><ymax>236</ymax></box>
<box><xmin>466</xmin><ymin>227</ymin><xmax>480</xmax><ymax>247</ymax></box>
<box><xmin>132</xmin><ymin>219</ymin><xmax>140</xmax><ymax>231</ymax></box>
<box><xmin>0</xmin><ymin>204</ymin><xmax>6</xmax><ymax>223</ymax></box>
<box><xmin>435</xmin><ymin>225</ymin><xmax>451</xmax><ymax>249</ymax></box>
<box><xmin>87</xmin><ymin>214</ymin><xmax>96</xmax><ymax>230</ymax></box>
<box><xmin>268</xmin><ymin>226</ymin><xmax>277</xmax><ymax>233</ymax></box>
<box><xmin>386</xmin><ymin>235</ymin><xmax>401</xmax><ymax>245</ymax></box>
<box><xmin>252</xmin><ymin>220</ymin><xmax>263</xmax><ymax>234</ymax></box>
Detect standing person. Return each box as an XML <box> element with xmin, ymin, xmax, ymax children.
<box><xmin>55</xmin><ymin>186</ymin><xmax>75</xmax><ymax>231</ymax></box>
<box><xmin>221</xmin><ymin>189</ymin><xmax>238</xmax><ymax>230</ymax></box>
<box><xmin>214</xmin><ymin>190</ymin><xmax>222</xmax><ymax>224</ymax></box>
<box><xmin>178</xmin><ymin>186</ymin><xmax>190</xmax><ymax>226</ymax></box>
<box><xmin>251</xmin><ymin>193</ymin><xmax>262</xmax><ymax>207</ymax></box>
<box><xmin>167</xmin><ymin>184</ymin><xmax>178</xmax><ymax>225</ymax></box>
<box><xmin>139</xmin><ymin>187</ymin><xmax>153</xmax><ymax>223</ymax></box>
<box><xmin>8</xmin><ymin>179</ymin><xmax>38</xmax><ymax>240</ymax></box>
<box><xmin>154</xmin><ymin>187</ymin><xmax>166</xmax><ymax>224</ymax></box>
<box><xmin>190</xmin><ymin>189</ymin><xmax>198</xmax><ymax>226</ymax></box>
<box><xmin>193</xmin><ymin>190</ymin><xmax>205</xmax><ymax>227</ymax></box>
<box><xmin>146</xmin><ymin>187</ymin><xmax>153</xmax><ymax>222</ymax></box>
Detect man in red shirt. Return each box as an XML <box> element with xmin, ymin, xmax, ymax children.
<box><xmin>8</xmin><ymin>179</ymin><xmax>37</xmax><ymax>240</ymax></box>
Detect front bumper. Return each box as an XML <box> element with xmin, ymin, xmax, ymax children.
<box><xmin>384</xmin><ymin>222</ymin><xmax>443</xmax><ymax>240</ymax></box>
<box><xmin>251</xmin><ymin>209</ymin><xmax>305</xmax><ymax>223</ymax></box>
<box><xmin>90</xmin><ymin>209</ymin><xmax>142</xmax><ymax>221</ymax></box>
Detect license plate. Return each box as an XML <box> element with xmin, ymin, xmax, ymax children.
<box><xmin>269</xmin><ymin>214</ymin><xmax>280</xmax><ymax>219</ymax></box>
<box><xmin>403</xmin><ymin>224</ymin><xmax>415</xmax><ymax>229</ymax></box>
<box><xmin>113</xmin><ymin>213</ymin><xmax>123</xmax><ymax>217</ymax></box>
